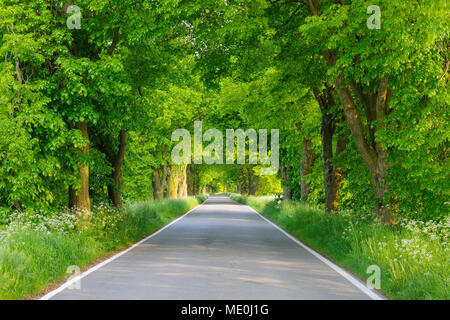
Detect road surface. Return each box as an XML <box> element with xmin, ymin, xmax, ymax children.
<box><xmin>44</xmin><ymin>195</ymin><xmax>381</xmax><ymax>300</ymax></box>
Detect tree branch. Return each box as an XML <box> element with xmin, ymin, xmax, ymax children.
<box><xmin>107</xmin><ymin>27</ymin><xmax>120</xmax><ymax>56</ymax></box>
<box><xmin>335</xmin><ymin>73</ymin><xmax>377</xmax><ymax>169</ymax></box>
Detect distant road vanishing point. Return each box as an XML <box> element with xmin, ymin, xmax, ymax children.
<box><xmin>42</xmin><ymin>195</ymin><xmax>384</xmax><ymax>300</ymax></box>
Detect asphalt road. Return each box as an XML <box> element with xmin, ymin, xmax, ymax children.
<box><xmin>45</xmin><ymin>195</ymin><xmax>380</xmax><ymax>300</ymax></box>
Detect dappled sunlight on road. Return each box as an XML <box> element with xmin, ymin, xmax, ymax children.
<box><xmin>50</xmin><ymin>195</ymin><xmax>371</xmax><ymax>300</ymax></box>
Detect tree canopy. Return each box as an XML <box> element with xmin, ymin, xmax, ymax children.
<box><xmin>0</xmin><ymin>0</ymin><xmax>448</xmax><ymax>223</ymax></box>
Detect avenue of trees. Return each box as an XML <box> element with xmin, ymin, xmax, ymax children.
<box><xmin>0</xmin><ymin>0</ymin><xmax>448</xmax><ymax>224</ymax></box>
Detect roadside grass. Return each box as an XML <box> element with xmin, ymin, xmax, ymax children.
<box><xmin>0</xmin><ymin>197</ymin><xmax>205</xmax><ymax>300</ymax></box>
<box><xmin>230</xmin><ymin>194</ymin><xmax>449</xmax><ymax>300</ymax></box>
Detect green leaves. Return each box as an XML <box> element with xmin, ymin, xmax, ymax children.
<box><xmin>0</xmin><ymin>0</ymin><xmax>447</xmax><ymax>220</ymax></box>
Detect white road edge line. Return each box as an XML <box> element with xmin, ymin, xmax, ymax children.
<box><xmin>39</xmin><ymin>199</ymin><xmax>209</xmax><ymax>300</ymax></box>
<box><xmin>243</xmin><ymin>201</ymin><xmax>385</xmax><ymax>300</ymax></box>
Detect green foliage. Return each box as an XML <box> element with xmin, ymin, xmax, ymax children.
<box><xmin>211</xmin><ymin>0</ymin><xmax>449</xmax><ymax>219</ymax></box>
<box><xmin>0</xmin><ymin>0</ymin><xmax>448</xmax><ymax>300</ymax></box>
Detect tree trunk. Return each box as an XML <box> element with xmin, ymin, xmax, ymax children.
<box><xmin>241</xmin><ymin>167</ymin><xmax>249</xmax><ymax>195</ymax></box>
<box><xmin>107</xmin><ymin>172</ymin><xmax>122</xmax><ymax>207</ymax></box>
<box><xmin>281</xmin><ymin>166</ymin><xmax>292</xmax><ymax>200</ymax></box>
<box><xmin>68</xmin><ymin>123</ymin><xmax>77</xmax><ymax>208</ymax></box>
<box><xmin>178</xmin><ymin>164</ymin><xmax>187</xmax><ymax>197</ymax></box>
<box><xmin>152</xmin><ymin>165</ymin><xmax>168</xmax><ymax>200</ymax></box>
<box><xmin>74</xmin><ymin>120</ymin><xmax>91</xmax><ymax>211</ymax></box>
<box><xmin>329</xmin><ymin>61</ymin><xmax>393</xmax><ymax>223</ymax></box>
<box><xmin>68</xmin><ymin>185</ymin><xmax>76</xmax><ymax>208</ymax></box>
<box><xmin>336</xmin><ymin>74</ymin><xmax>393</xmax><ymax>223</ymax></box>
<box><xmin>152</xmin><ymin>169</ymin><xmax>161</xmax><ymax>200</ymax></box>
<box><xmin>187</xmin><ymin>165</ymin><xmax>198</xmax><ymax>196</ymax></box>
<box><xmin>300</xmin><ymin>139</ymin><xmax>314</xmax><ymax>200</ymax></box>
<box><xmin>372</xmin><ymin>153</ymin><xmax>392</xmax><ymax>223</ymax></box>
<box><xmin>165</xmin><ymin>165</ymin><xmax>172</xmax><ymax>198</ymax></box>
<box><xmin>305</xmin><ymin>1</ymin><xmax>394</xmax><ymax>223</ymax></box>
<box><xmin>168</xmin><ymin>165</ymin><xmax>180</xmax><ymax>199</ymax></box>
<box><xmin>95</xmin><ymin>130</ymin><xmax>128</xmax><ymax>208</ymax></box>
<box><xmin>248</xmin><ymin>167</ymin><xmax>256</xmax><ymax>195</ymax></box>
<box><xmin>313</xmin><ymin>85</ymin><xmax>347</xmax><ymax>212</ymax></box>
<box><xmin>107</xmin><ymin>130</ymin><xmax>127</xmax><ymax>208</ymax></box>
<box><xmin>321</xmin><ymin>108</ymin><xmax>336</xmax><ymax>211</ymax></box>
<box><xmin>325</xmin><ymin>138</ymin><xmax>347</xmax><ymax>212</ymax></box>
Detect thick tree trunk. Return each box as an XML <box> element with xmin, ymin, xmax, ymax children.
<box><xmin>248</xmin><ymin>167</ymin><xmax>256</xmax><ymax>196</ymax></box>
<box><xmin>108</xmin><ymin>174</ymin><xmax>121</xmax><ymax>206</ymax></box>
<box><xmin>300</xmin><ymin>139</ymin><xmax>314</xmax><ymax>200</ymax></box>
<box><xmin>178</xmin><ymin>164</ymin><xmax>187</xmax><ymax>197</ymax></box>
<box><xmin>152</xmin><ymin>169</ymin><xmax>161</xmax><ymax>200</ymax></box>
<box><xmin>329</xmin><ymin>60</ymin><xmax>393</xmax><ymax>222</ymax></box>
<box><xmin>187</xmin><ymin>165</ymin><xmax>198</xmax><ymax>196</ymax></box>
<box><xmin>68</xmin><ymin>123</ymin><xmax>77</xmax><ymax>208</ymax></box>
<box><xmin>168</xmin><ymin>166</ymin><xmax>180</xmax><ymax>199</ymax></box>
<box><xmin>74</xmin><ymin>120</ymin><xmax>91</xmax><ymax>211</ymax></box>
<box><xmin>68</xmin><ymin>185</ymin><xmax>76</xmax><ymax>208</ymax></box>
<box><xmin>305</xmin><ymin>1</ymin><xmax>394</xmax><ymax>223</ymax></box>
<box><xmin>336</xmin><ymin>74</ymin><xmax>393</xmax><ymax>223</ymax></box>
<box><xmin>281</xmin><ymin>166</ymin><xmax>292</xmax><ymax>200</ymax></box>
<box><xmin>107</xmin><ymin>131</ymin><xmax>127</xmax><ymax>208</ymax></box>
<box><xmin>96</xmin><ymin>130</ymin><xmax>127</xmax><ymax>208</ymax></box>
<box><xmin>165</xmin><ymin>166</ymin><xmax>171</xmax><ymax>198</ymax></box>
<box><xmin>241</xmin><ymin>167</ymin><xmax>249</xmax><ymax>195</ymax></box>
<box><xmin>107</xmin><ymin>172</ymin><xmax>122</xmax><ymax>208</ymax></box>
<box><xmin>372</xmin><ymin>153</ymin><xmax>392</xmax><ymax>223</ymax></box>
<box><xmin>313</xmin><ymin>86</ymin><xmax>347</xmax><ymax>212</ymax></box>
<box><xmin>152</xmin><ymin>165</ymin><xmax>168</xmax><ymax>200</ymax></box>
<box><xmin>324</xmin><ymin>138</ymin><xmax>347</xmax><ymax>212</ymax></box>
<box><xmin>321</xmin><ymin>109</ymin><xmax>335</xmax><ymax>210</ymax></box>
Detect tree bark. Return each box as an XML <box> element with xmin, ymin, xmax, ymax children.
<box><xmin>300</xmin><ymin>139</ymin><xmax>314</xmax><ymax>200</ymax></box>
<box><xmin>326</xmin><ymin>53</ymin><xmax>393</xmax><ymax>222</ymax></box>
<box><xmin>187</xmin><ymin>165</ymin><xmax>199</xmax><ymax>196</ymax></box>
<box><xmin>152</xmin><ymin>165</ymin><xmax>168</xmax><ymax>200</ymax></box>
<box><xmin>107</xmin><ymin>130</ymin><xmax>127</xmax><ymax>208</ymax></box>
<box><xmin>68</xmin><ymin>122</ymin><xmax>76</xmax><ymax>208</ymax></box>
<box><xmin>313</xmin><ymin>85</ymin><xmax>347</xmax><ymax>212</ymax></box>
<box><xmin>248</xmin><ymin>167</ymin><xmax>257</xmax><ymax>195</ymax></box>
<box><xmin>74</xmin><ymin>120</ymin><xmax>91</xmax><ymax>211</ymax></box>
<box><xmin>95</xmin><ymin>130</ymin><xmax>128</xmax><ymax>208</ymax></box>
<box><xmin>296</xmin><ymin>0</ymin><xmax>394</xmax><ymax>222</ymax></box>
<box><xmin>336</xmin><ymin>74</ymin><xmax>393</xmax><ymax>222</ymax></box>
<box><xmin>168</xmin><ymin>165</ymin><xmax>180</xmax><ymax>199</ymax></box>
<box><xmin>325</xmin><ymin>137</ymin><xmax>347</xmax><ymax>212</ymax></box>
<box><xmin>68</xmin><ymin>185</ymin><xmax>76</xmax><ymax>208</ymax></box>
<box><xmin>178</xmin><ymin>164</ymin><xmax>188</xmax><ymax>197</ymax></box>
<box><xmin>241</xmin><ymin>167</ymin><xmax>249</xmax><ymax>195</ymax></box>
<box><xmin>165</xmin><ymin>165</ymin><xmax>172</xmax><ymax>198</ymax></box>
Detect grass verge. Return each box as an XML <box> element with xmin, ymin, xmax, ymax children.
<box><xmin>229</xmin><ymin>194</ymin><xmax>449</xmax><ymax>300</ymax></box>
<box><xmin>0</xmin><ymin>196</ymin><xmax>205</xmax><ymax>300</ymax></box>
